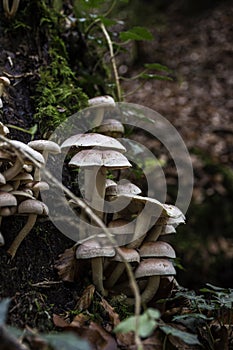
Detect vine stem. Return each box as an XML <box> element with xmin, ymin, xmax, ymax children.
<box><xmin>100</xmin><ymin>22</ymin><xmax>122</xmax><ymax>102</ymax></box>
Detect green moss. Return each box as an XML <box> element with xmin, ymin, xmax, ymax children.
<box><xmin>33</xmin><ymin>1</ymin><xmax>89</xmax><ymax>134</ymax></box>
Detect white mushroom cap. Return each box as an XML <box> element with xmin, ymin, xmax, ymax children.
<box><xmin>88</xmin><ymin>95</ymin><xmax>115</xmax><ymax>107</ymax></box>
<box><xmin>139</xmin><ymin>241</ymin><xmax>176</xmax><ymax>259</ymax></box>
<box><xmin>0</xmin><ymin>76</ymin><xmax>10</xmax><ymax>87</ymax></box>
<box><xmin>12</xmin><ymin>173</ymin><xmax>34</xmax><ymax>183</ymax></box>
<box><xmin>135</xmin><ymin>258</ymin><xmax>176</xmax><ymax>279</ymax></box>
<box><xmin>69</xmin><ymin>149</ymin><xmax>131</xmax><ymax>169</ymax></box>
<box><xmin>0</xmin><ymin>122</ymin><xmax>10</xmax><ymax>136</ymax></box>
<box><xmin>76</xmin><ymin>239</ymin><xmax>115</xmax><ymax>259</ymax></box>
<box><xmin>61</xmin><ymin>133</ymin><xmax>126</xmax><ymax>152</ymax></box>
<box><xmin>117</xmin><ymin>182</ymin><xmax>142</xmax><ymax>196</ymax></box>
<box><xmin>5</xmin><ymin>140</ymin><xmax>45</xmax><ymax>164</ymax></box>
<box><xmin>18</xmin><ymin>199</ymin><xmax>49</xmax><ymax>215</ymax></box>
<box><xmin>28</xmin><ymin>140</ymin><xmax>61</xmax><ymax>154</ymax></box>
<box><xmin>0</xmin><ymin>191</ymin><xmax>17</xmax><ymax>207</ymax></box>
<box><xmin>0</xmin><ymin>173</ymin><xmax>6</xmax><ymax>185</ymax></box>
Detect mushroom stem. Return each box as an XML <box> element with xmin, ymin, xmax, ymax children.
<box><xmin>91</xmin><ymin>257</ymin><xmax>107</xmax><ymax>296</ymax></box>
<box><xmin>7</xmin><ymin>214</ymin><xmax>37</xmax><ymax>258</ymax></box>
<box><xmin>0</xmin><ymin>216</ymin><xmax>4</xmax><ymax>246</ymax></box>
<box><xmin>127</xmin><ymin>276</ymin><xmax>160</xmax><ymax>305</ymax></box>
<box><xmin>146</xmin><ymin>224</ymin><xmax>163</xmax><ymax>242</ymax></box>
<box><xmin>91</xmin><ymin>167</ymin><xmax>107</xmax><ymax>221</ymax></box>
<box><xmin>105</xmin><ymin>262</ymin><xmax>126</xmax><ymax>289</ymax></box>
<box><xmin>3</xmin><ymin>158</ymin><xmax>23</xmax><ymax>181</ymax></box>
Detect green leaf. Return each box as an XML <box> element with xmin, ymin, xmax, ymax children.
<box><xmin>99</xmin><ymin>16</ymin><xmax>117</xmax><ymax>27</ymax></box>
<box><xmin>173</xmin><ymin>313</ymin><xmax>213</xmax><ymax>322</ymax></box>
<box><xmin>120</xmin><ymin>26</ymin><xmax>153</xmax><ymax>41</ymax></box>
<box><xmin>0</xmin><ymin>299</ymin><xmax>10</xmax><ymax>326</ymax></box>
<box><xmin>114</xmin><ymin>309</ymin><xmax>160</xmax><ymax>338</ymax></box>
<box><xmin>141</xmin><ymin>73</ymin><xmax>173</xmax><ymax>81</ymax></box>
<box><xmin>144</xmin><ymin>63</ymin><xmax>172</xmax><ymax>73</ymax></box>
<box><xmin>42</xmin><ymin>332</ymin><xmax>91</xmax><ymax>350</ymax></box>
<box><xmin>160</xmin><ymin>325</ymin><xmax>201</xmax><ymax>345</ymax></box>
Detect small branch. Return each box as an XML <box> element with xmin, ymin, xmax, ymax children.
<box><xmin>100</xmin><ymin>22</ymin><xmax>122</xmax><ymax>101</ymax></box>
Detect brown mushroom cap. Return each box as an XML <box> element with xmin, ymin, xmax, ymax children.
<box><xmin>96</xmin><ymin>119</ymin><xmax>124</xmax><ymax>137</ymax></box>
<box><xmin>18</xmin><ymin>199</ymin><xmax>49</xmax><ymax>215</ymax></box>
<box><xmin>69</xmin><ymin>149</ymin><xmax>131</xmax><ymax>169</ymax></box>
<box><xmin>28</xmin><ymin>140</ymin><xmax>61</xmax><ymax>154</ymax></box>
<box><xmin>111</xmin><ymin>247</ymin><xmax>140</xmax><ymax>263</ymax></box>
<box><xmin>0</xmin><ymin>191</ymin><xmax>17</xmax><ymax>207</ymax></box>
<box><xmin>135</xmin><ymin>258</ymin><xmax>176</xmax><ymax>279</ymax></box>
<box><xmin>139</xmin><ymin>241</ymin><xmax>176</xmax><ymax>259</ymax></box>
<box><xmin>61</xmin><ymin>133</ymin><xmax>126</xmax><ymax>152</ymax></box>
<box><xmin>76</xmin><ymin>239</ymin><xmax>115</xmax><ymax>259</ymax></box>
<box><xmin>0</xmin><ymin>184</ymin><xmax>14</xmax><ymax>192</ymax></box>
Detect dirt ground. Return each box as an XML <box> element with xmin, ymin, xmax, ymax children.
<box><xmin>0</xmin><ymin>0</ymin><xmax>232</xmax><ymax>333</ymax></box>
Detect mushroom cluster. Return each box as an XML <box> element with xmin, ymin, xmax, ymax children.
<box><xmin>0</xmin><ymin>124</ymin><xmax>61</xmax><ymax>257</ymax></box>
<box><xmin>60</xmin><ymin>96</ymin><xmax>185</xmax><ymax>304</ymax></box>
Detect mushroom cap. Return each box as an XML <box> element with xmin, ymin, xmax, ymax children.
<box><xmin>0</xmin><ymin>206</ymin><xmax>16</xmax><ymax>216</ymax></box>
<box><xmin>0</xmin><ymin>150</ymin><xmax>13</xmax><ymax>162</ymax></box>
<box><xmin>61</xmin><ymin>133</ymin><xmax>126</xmax><ymax>152</ymax></box>
<box><xmin>0</xmin><ymin>173</ymin><xmax>6</xmax><ymax>185</ymax></box>
<box><xmin>135</xmin><ymin>258</ymin><xmax>176</xmax><ymax>279</ymax></box>
<box><xmin>0</xmin><ymin>191</ymin><xmax>17</xmax><ymax>207</ymax></box>
<box><xmin>10</xmin><ymin>190</ymin><xmax>35</xmax><ymax>200</ymax></box>
<box><xmin>161</xmin><ymin>225</ymin><xmax>176</xmax><ymax>235</ymax></box>
<box><xmin>96</xmin><ymin>119</ymin><xmax>124</xmax><ymax>136</ymax></box>
<box><xmin>108</xmin><ymin>219</ymin><xmax>135</xmax><ymax>234</ymax></box>
<box><xmin>111</xmin><ymin>247</ymin><xmax>140</xmax><ymax>263</ymax></box>
<box><xmin>0</xmin><ymin>184</ymin><xmax>14</xmax><ymax>192</ymax></box>
<box><xmin>88</xmin><ymin>95</ymin><xmax>115</xmax><ymax>107</ymax></box>
<box><xmin>69</xmin><ymin>149</ymin><xmax>131</xmax><ymax>169</ymax></box>
<box><xmin>0</xmin><ymin>122</ymin><xmax>10</xmax><ymax>136</ymax></box>
<box><xmin>31</xmin><ymin>181</ymin><xmax>49</xmax><ymax>192</ymax></box>
<box><xmin>12</xmin><ymin>172</ymin><xmax>34</xmax><ymax>183</ymax></box>
<box><xmin>117</xmin><ymin>182</ymin><xmax>142</xmax><ymax>196</ymax></box>
<box><xmin>0</xmin><ymin>76</ymin><xmax>10</xmax><ymax>86</ymax></box>
<box><xmin>5</xmin><ymin>140</ymin><xmax>45</xmax><ymax>164</ymax></box>
<box><xmin>18</xmin><ymin>199</ymin><xmax>49</xmax><ymax>215</ymax></box>
<box><xmin>0</xmin><ymin>232</ymin><xmax>4</xmax><ymax>246</ymax></box>
<box><xmin>139</xmin><ymin>241</ymin><xmax>176</xmax><ymax>259</ymax></box>
<box><xmin>76</xmin><ymin>239</ymin><xmax>116</xmax><ymax>259</ymax></box>
<box><xmin>28</xmin><ymin>140</ymin><xmax>61</xmax><ymax>154</ymax></box>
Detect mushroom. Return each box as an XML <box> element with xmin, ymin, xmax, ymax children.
<box><xmin>127</xmin><ymin>258</ymin><xmax>176</xmax><ymax>305</ymax></box>
<box><xmin>0</xmin><ymin>191</ymin><xmax>17</xmax><ymax>246</ymax></box>
<box><xmin>104</xmin><ymin>247</ymin><xmax>140</xmax><ymax>289</ymax></box>
<box><xmin>96</xmin><ymin>119</ymin><xmax>124</xmax><ymax>138</ymax></box>
<box><xmin>0</xmin><ymin>122</ymin><xmax>10</xmax><ymax>136</ymax></box>
<box><xmin>2</xmin><ymin>140</ymin><xmax>45</xmax><ymax>181</ymax></box>
<box><xmin>7</xmin><ymin>199</ymin><xmax>49</xmax><ymax>258</ymax></box>
<box><xmin>139</xmin><ymin>241</ymin><xmax>176</xmax><ymax>259</ymax></box>
<box><xmin>88</xmin><ymin>96</ymin><xmax>115</xmax><ymax>126</ymax></box>
<box><xmin>0</xmin><ymin>173</ymin><xmax>6</xmax><ymax>185</ymax></box>
<box><xmin>75</xmin><ymin>239</ymin><xmax>115</xmax><ymax>295</ymax></box>
<box><xmin>68</xmin><ymin>148</ymin><xmax>131</xmax><ymax>221</ymax></box>
<box><xmin>0</xmin><ymin>77</ymin><xmax>10</xmax><ymax>97</ymax></box>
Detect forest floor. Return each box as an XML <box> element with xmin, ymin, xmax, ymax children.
<box><xmin>0</xmin><ymin>1</ymin><xmax>232</xmax><ymax>348</ymax></box>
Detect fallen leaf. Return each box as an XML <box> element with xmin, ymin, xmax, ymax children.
<box><xmin>75</xmin><ymin>284</ymin><xmax>95</xmax><ymax>311</ymax></box>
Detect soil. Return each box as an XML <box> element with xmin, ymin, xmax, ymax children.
<box><xmin>0</xmin><ymin>0</ymin><xmax>232</xmax><ymax>336</ymax></box>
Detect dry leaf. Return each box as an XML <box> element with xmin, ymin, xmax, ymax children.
<box><xmin>75</xmin><ymin>284</ymin><xmax>95</xmax><ymax>311</ymax></box>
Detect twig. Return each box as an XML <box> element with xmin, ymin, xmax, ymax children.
<box><xmin>100</xmin><ymin>22</ymin><xmax>122</xmax><ymax>102</ymax></box>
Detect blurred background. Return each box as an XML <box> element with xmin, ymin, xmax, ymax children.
<box><xmin>118</xmin><ymin>0</ymin><xmax>233</xmax><ymax>290</ymax></box>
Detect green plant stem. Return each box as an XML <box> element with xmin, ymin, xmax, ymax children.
<box><xmin>100</xmin><ymin>22</ymin><xmax>122</xmax><ymax>101</ymax></box>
